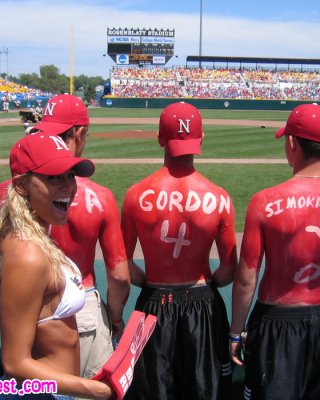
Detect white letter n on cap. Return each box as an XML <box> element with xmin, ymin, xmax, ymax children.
<box><xmin>43</xmin><ymin>102</ymin><xmax>56</xmax><ymax>116</ymax></box>
<box><xmin>49</xmin><ymin>135</ymin><xmax>70</xmax><ymax>151</ymax></box>
<box><xmin>178</xmin><ymin>119</ymin><xmax>191</xmax><ymax>135</ymax></box>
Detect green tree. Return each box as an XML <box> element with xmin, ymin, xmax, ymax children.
<box><xmin>74</xmin><ymin>75</ymin><xmax>104</xmax><ymax>92</ymax></box>
<box><xmin>83</xmin><ymin>83</ymin><xmax>96</xmax><ymax>103</ymax></box>
<box><xmin>39</xmin><ymin>65</ymin><xmax>69</xmax><ymax>93</ymax></box>
<box><xmin>9</xmin><ymin>64</ymin><xmax>105</xmax><ymax>96</ymax></box>
<box><xmin>19</xmin><ymin>73</ymin><xmax>40</xmax><ymax>89</ymax></box>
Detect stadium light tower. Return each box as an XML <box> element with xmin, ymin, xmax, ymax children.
<box><xmin>4</xmin><ymin>48</ymin><xmax>9</xmax><ymax>78</ymax></box>
<box><xmin>0</xmin><ymin>47</ymin><xmax>9</xmax><ymax>77</ymax></box>
<box><xmin>70</xmin><ymin>26</ymin><xmax>74</xmax><ymax>95</ymax></box>
<box><xmin>199</xmin><ymin>0</ymin><xmax>203</xmax><ymax>68</ymax></box>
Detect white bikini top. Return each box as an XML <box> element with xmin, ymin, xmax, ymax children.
<box><xmin>38</xmin><ymin>258</ymin><xmax>85</xmax><ymax>324</ymax></box>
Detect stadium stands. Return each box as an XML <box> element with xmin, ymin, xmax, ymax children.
<box><xmin>0</xmin><ymin>78</ymin><xmax>53</xmax><ymax>104</ymax></box>
<box><xmin>109</xmin><ymin>66</ymin><xmax>320</xmax><ymax>101</ymax></box>
<box><xmin>1</xmin><ymin>67</ymin><xmax>320</xmax><ymax>105</ymax></box>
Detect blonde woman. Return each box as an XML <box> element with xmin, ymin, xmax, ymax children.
<box><xmin>0</xmin><ymin>133</ymin><xmax>113</xmax><ymax>399</ymax></box>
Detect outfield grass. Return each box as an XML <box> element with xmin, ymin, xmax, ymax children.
<box><xmin>86</xmin><ymin>106</ymin><xmax>291</xmax><ymax>121</ymax></box>
<box><xmin>0</xmin><ymin>110</ymin><xmax>287</xmax><ymax>159</ymax></box>
<box><xmin>0</xmin><ymin>106</ymin><xmax>291</xmax><ymax>121</ymax></box>
<box><xmin>92</xmin><ymin>163</ymin><xmax>291</xmax><ymax>232</ymax></box>
<box><xmin>0</xmin><ymin>108</ymin><xmax>292</xmax><ymax>231</ymax></box>
<box><xmin>87</xmin><ymin>124</ymin><xmax>286</xmax><ymax>159</ymax></box>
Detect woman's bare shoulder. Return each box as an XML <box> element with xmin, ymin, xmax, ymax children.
<box><xmin>1</xmin><ymin>236</ymin><xmax>51</xmax><ymax>281</ymax></box>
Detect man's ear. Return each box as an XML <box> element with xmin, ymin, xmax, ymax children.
<box><xmin>12</xmin><ymin>176</ymin><xmax>29</xmax><ymax>197</ymax></box>
<box><xmin>288</xmin><ymin>135</ymin><xmax>297</xmax><ymax>151</ymax></box>
<box><xmin>74</xmin><ymin>126</ymin><xmax>83</xmax><ymax>143</ymax></box>
<box><xmin>200</xmin><ymin>131</ymin><xmax>205</xmax><ymax>144</ymax></box>
<box><xmin>157</xmin><ymin>131</ymin><xmax>165</xmax><ymax>148</ymax></box>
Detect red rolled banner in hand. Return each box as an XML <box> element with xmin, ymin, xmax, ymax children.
<box><xmin>92</xmin><ymin>310</ymin><xmax>157</xmax><ymax>399</ymax></box>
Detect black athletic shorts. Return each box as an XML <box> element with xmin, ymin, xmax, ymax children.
<box><xmin>124</xmin><ymin>283</ymin><xmax>232</xmax><ymax>400</ymax></box>
<box><xmin>244</xmin><ymin>301</ymin><xmax>320</xmax><ymax>400</ymax></box>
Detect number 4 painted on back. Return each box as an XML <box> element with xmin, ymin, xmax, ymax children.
<box><xmin>160</xmin><ymin>220</ymin><xmax>191</xmax><ymax>259</ymax></box>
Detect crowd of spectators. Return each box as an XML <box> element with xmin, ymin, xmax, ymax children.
<box><xmin>110</xmin><ymin>66</ymin><xmax>320</xmax><ymax>101</ymax></box>
<box><xmin>0</xmin><ymin>78</ymin><xmax>54</xmax><ymax>105</ymax></box>
<box><xmin>1</xmin><ymin>67</ymin><xmax>320</xmax><ymax>105</ymax></box>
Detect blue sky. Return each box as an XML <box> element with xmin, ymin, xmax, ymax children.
<box><xmin>1</xmin><ymin>0</ymin><xmax>320</xmax><ymax>79</ymax></box>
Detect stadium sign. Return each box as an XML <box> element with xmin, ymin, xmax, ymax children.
<box><xmin>107</xmin><ymin>28</ymin><xmax>174</xmax><ymax>37</ymax></box>
<box><xmin>141</xmin><ymin>37</ymin><xmax>175</xmax><ymax>44</ymax></box>
<box><xmin>106</xmin><ymin>27</ymin><xmax>175</xmax><ymax>66</ymax></box>
<box><xmin>153</xmin><ymin>56</ymin><xmax>166</xmax><ymax>65</ymax></box>
<box><xmin>116</xmin><ymin>54</ymin><xmax>129</xmax><ymax>65</ymax></box>
<box><xmin>109</xmin><ymin>36</ymin><xmax>141</xmax><ymax>44</ymax></box>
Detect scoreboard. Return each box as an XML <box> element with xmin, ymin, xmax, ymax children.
<box><xmin>107</xmin><ymin>28</ymin><xmax>175</xmax><ymax>65</ymax></box>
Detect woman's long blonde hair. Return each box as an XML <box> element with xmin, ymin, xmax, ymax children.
<box><xmin>0</xmin><ymin>182</ymin><xmax>70</xmax><ymax>284</ymax></box>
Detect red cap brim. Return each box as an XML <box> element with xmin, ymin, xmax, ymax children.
<box><xmin>166</xmin><ymin>139</ymin><xmax>201</xmax><ymax>157</ymax></box>
<box><xmin>34</xmin><ymin>121</ymin><xmax>74</xmax><ymax>135</ymax></box>
<box><xmin>275</xmin><ymin>127</ymin><xmax>286</xmax><ymax>139</ymax></box>
<box><xmin>31</xmin><ymin>157</ymin><xmax>95</xmax><ymax>178</ymax></box>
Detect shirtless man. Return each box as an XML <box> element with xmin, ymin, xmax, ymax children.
<box><xmin>230</xmin><ymin>103</ymin><xmax>320</xmax><ymax>400</ymax></box>
<box><xmin>122</xmin><ymin>102</ymin><xmax>237</xmax><ymax>400</ymax></box>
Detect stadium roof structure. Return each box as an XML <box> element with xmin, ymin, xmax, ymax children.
<box><xmin>186</xmin><ymin>55</ymin><xmax>320</xmax><ymax>70</ymax></box>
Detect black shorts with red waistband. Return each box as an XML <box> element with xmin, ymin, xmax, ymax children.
<box><xmin>124</xmin><ymin>283</ymin><xmax>232</xmax><ymax>400</ymax></box>
<box><xmin>244</xmin><ymin>301</ymin><xmax>320</xmax><ymax>400</ymax></box>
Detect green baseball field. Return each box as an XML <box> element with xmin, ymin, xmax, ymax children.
<box><xmin>0</xmin><ymin>107</ymin><xmax>291</xmax><ymax>233</ymax></box>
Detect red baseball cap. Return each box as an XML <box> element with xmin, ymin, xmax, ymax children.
<box><xmin>35</xmin><ymin>94</ymin><xmax>89</xmax><ymax>135</ymax></box>
<box><xmin>158</xmin><ymin>102</ymin><xmax>203</xmax><ymax>157</ymax></box>
<box><xmin>10</xmin><ymin>133</ymin><xmax>95</xmax><ymax>177</ymax></box>
<box><xmin>275</xmin><ymin>103</ymin><xmax>320</xmax><ymax>142</ymax></box>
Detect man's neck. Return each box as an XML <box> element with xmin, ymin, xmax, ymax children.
<box><xmin>293</xmin><ymin>159</ymin><xmax>320</xmax><ymax>178</ymax></box>
<box><xmin>163</xmin><ymin>153</ymin><xmax>195</xmax><ymax>169</ymax></box>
